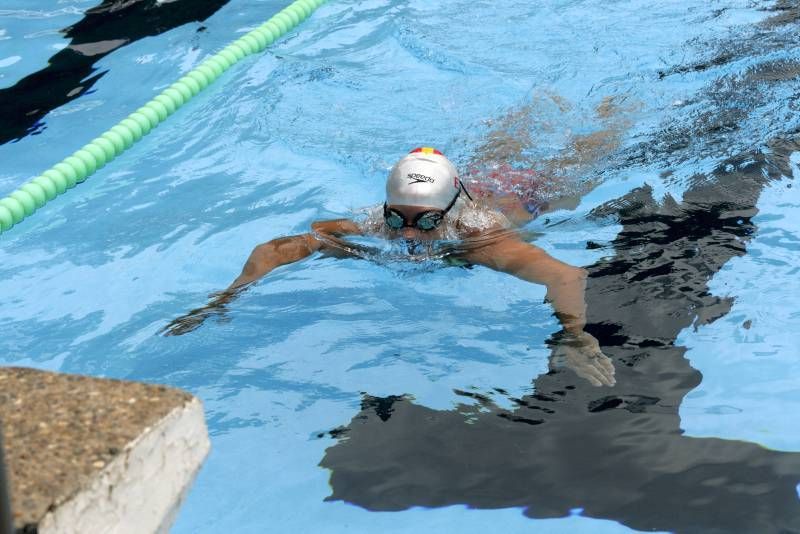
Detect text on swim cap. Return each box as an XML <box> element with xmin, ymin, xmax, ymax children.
<box><xmin>407</xmin><ymin>173</ymin><xmax>435</xmax><ymax>184</ymax></box>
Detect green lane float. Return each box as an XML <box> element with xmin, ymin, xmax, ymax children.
<box><xmin>0</xmin><ymin>0</ymin><xmax>328</xmax><ymax>235</ymax></box>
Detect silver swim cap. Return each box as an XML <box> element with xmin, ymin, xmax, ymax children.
<box><xmin>386</xmin><ymin>147</ymin><xmax>461</xmax><ymax>210</ymax></box>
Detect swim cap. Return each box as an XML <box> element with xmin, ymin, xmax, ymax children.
<box><xmin>385</xmin><ymin>147</ymin><xmax>461</xmax><ymax>210</ymax></box>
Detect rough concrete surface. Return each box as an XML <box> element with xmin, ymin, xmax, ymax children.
<box><xmin>0</xmin><ymin>366</ymin><xmax>210</xmax><ymax>533</ymax></box>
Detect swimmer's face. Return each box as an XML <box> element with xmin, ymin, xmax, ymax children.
<box><xmin>383</xmin><ymin>204</ymin><xmax>444</xmax><ymax>240</ymax></box>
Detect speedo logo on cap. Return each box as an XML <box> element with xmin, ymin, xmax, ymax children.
<box><xmin>407</xmin><ymin>173</ymin><xmax>435</xmax><ymax>184</ymax></box>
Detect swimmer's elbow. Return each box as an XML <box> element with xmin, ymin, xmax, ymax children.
<box><xmin>311</xmin><ymin>219</ymin><xmax>361</xmax><ymax>237</ymax></box>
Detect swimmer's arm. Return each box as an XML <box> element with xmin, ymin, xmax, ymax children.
<box><xmin>230</xmin><ymin>219</ymin><xmax>363</xmax><ymax>288</ymax></box>
<box><xmin>462</xmin><ymin>238</ymin><xmax>588</xmax><ymax>333</ymax></box>
<box><xmin>230</xmin><ymin>234</ymin><xmax>321</xmax><ymax>289</ymax></box>
<box><xmin>462</xmin><ymin>237</ymin><xmax>615</xmax><ymax>386</ymax></box>
<box><xmin>161</xmin><ymin>219</ymin><xmax>360</xmax><ymax>336</ymax></box>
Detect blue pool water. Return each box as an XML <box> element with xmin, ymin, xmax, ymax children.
<box><xmin>2</xmin><ymin>0</ymin><xmax>800</xmax><ymax>532</ymax></box>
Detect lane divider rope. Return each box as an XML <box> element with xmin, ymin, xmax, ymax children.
<box><xmin>0</xmin><ymin>0</ymin><xmax>327</xmax><ymax>235</ymax></box>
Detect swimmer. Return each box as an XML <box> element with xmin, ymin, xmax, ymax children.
<box><xmin>162</xmin><ymin>147</ymin><xmax>615</xmax><ymax>387</ymax></box>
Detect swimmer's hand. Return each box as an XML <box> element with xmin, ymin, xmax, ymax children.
<box><xmin>160</xmin><ymin>307</ymin><xmax>218</xmax><ymax>336</ymax></box>
<box><xmin>550</xmin><ymin>331</ymin><xmax>615</xmax><ymax>387</ymax></box>
<box><xmin>159</xmin><ymin>290</ymin><xmax>233</xmax><ymax>337</ymax></box>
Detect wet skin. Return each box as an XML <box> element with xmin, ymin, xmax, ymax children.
<box><xmin>162</xmin><ymin>202</ymin><xmax>615</xmax><ymax>387</ymax></box>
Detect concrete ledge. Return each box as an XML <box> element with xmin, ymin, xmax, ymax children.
<box><xmin>0</xmin><ymin>367</ymin><xmax>210</xmax><ymax>533</ymax></box>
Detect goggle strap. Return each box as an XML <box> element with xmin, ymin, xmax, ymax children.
<box><xmin>458</xmin><ymin>179</ymin><xmax>474</xmax><ymax>202</ymax></box>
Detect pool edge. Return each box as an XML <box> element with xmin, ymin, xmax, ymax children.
<box><xmin>0</xmin><ymin>366</ymin><xmax>210</xmax><ymax>534</ymax></box>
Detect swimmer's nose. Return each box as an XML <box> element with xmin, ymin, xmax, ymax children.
<box><xmin>401</xmin><ymin>227</ymin><xmax>419</xmax><ymax>239</ymax></box>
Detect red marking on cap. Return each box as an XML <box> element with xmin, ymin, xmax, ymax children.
<box><xmin>410</xmin><ymin>147</ymin><xmax>443</xmax><ymax>155</ymax></box>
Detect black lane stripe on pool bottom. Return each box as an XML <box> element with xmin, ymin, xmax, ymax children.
<box><xmin>0</xmin><ymin>0</ymin><xmax>230</xmax><ymax>146</ymax></box>
<box><xmin>319</xmin><ymin>137</ymin><xmax>800</xmax><ymax>534</ymax></box>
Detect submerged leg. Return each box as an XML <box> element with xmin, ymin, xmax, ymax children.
<box><xmin>464</xmin><ymin>93</ymin><xmax>634</xmax><ymax>224</ymax></box>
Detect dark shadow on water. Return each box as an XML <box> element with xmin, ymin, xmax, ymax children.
<box><xmin>0</xmin><ymin>0</ymin><xmax>230</xmax><ymax>145</ymax></box>
<box><xmin>319</xmin><ymin>138</ymin><xmax>800</xmax><ymax>533</ymax></box>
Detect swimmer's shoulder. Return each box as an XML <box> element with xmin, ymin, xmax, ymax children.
<box><xmin>452</xmin><ymin>200</ymin><xmax>513</xmax><ymax>233</ymax></box>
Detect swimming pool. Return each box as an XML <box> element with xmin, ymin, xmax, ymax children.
<box><xmin>1</xmin><ymin>0</ymin><xmax>800</xmax><ymax>531</ymax></box>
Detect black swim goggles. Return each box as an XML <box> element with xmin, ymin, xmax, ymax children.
<box><xmin>383</xmin><ymin>181</ymin><xmax>473</xmax><ymax>232</ymax></box>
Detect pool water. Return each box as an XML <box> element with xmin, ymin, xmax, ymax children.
<box><xmin>1</xmin><ymin>0</ymin><xmax>800</xmax><ymax>532</ymax></box>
